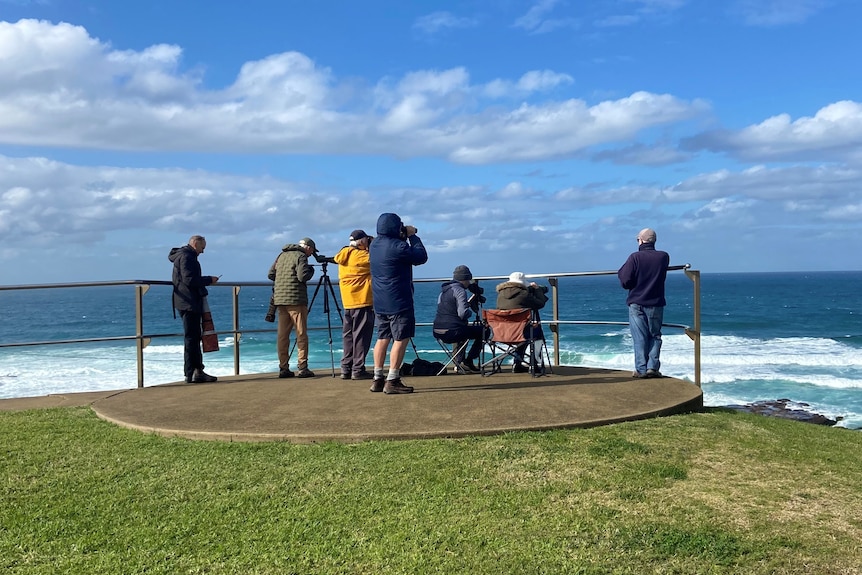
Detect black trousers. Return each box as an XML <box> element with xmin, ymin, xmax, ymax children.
<box><xmin>436</xmin><ymin>324</ymin><xmax>485</xmax><ymax>361</ymax></box>
<box><xmin>180</xmin><ymin>310</ymin><xmax>204</xmax><ymax>378</ymax></box>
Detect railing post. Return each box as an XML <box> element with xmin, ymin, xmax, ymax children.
<box><xmin>135</xmin><ymin>284</ymin><xmax>151</xmax><ymax>388</ymax></box>
<box><xmin>233</xmin><ymin>286</ymin><xmax>241</xmax><ymax>376</ymax></box>
<box><xmin>549</xmin><ymin>277</ymin><xmax>560</xmax><ymax>366</ymax></box>
<box><xmin>684</xmin><ymin>269</ymin><xmax>701</xmax><ymax>388</ymax></box>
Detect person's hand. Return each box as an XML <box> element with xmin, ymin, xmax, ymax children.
<box><xmin>403</xmin><ymin>225</ymin><xmax>417</xmax><ymax>237</ymax></box>
<box><xmin>211</xmin><ymin>275</ymin><xmax>220</xmax><ymax>283</ymax></box>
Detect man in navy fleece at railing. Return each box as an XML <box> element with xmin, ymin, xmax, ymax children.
<box><xmin>618</xmin><ymin>228</ymin><xmax>670</xmax><ymax>379</ymax></box>
<box><xmin>368</xmin><ymin>212</ymin><xmax>428</xmax><ymax>394</ymax></box>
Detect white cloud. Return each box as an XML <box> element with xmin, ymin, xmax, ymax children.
<box><xmin>731</xmin><ymin>0</ymin><xmax>828</xmax><ymax>26</ymax></box>
<box><xmin>0</xmin><ymin>20</ymin><xmax>709</xmax><ymax>164</ymax></box>
<box><xmin>683</xmin><ymin>101</ymin><xmax>862</xmax><ymax>163</ymax></box>
<box><xmin>413</xmin><ymin>11</ymin><xmax>478</xmax><ymax>35</ymax></box>
<box><xmin>513</xmin><ymin>0</ymin><xmax>579</xmax><ymax>34</ymax></box>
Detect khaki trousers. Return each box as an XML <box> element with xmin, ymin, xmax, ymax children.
<box><xmin>277</xmin><ymin>305</ymin><xmax>309</xmax><ymax>370</ymax></box>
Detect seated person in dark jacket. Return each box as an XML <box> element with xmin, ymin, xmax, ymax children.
<box><xmin>495</xmin><ymin>271</ymin><xmax>549</xmax><ymax>373</ymax></box>
<box><xmin>432</xmin><ymin>265</ymin><xmax>485</xmax><ymax>373</ymax></box>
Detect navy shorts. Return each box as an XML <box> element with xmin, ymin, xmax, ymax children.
<box><xmin>376</xmin><ymin>310</ymin><xmax>415</xmax><ymax>341</ymax></box>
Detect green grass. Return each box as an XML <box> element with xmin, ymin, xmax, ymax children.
<box><xmin>2</xmin><ymin>408</ymin><xmax>862</xmax><ymax>574</ymax></box>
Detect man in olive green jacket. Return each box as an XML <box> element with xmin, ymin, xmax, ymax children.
<box><xmin>268</xmin><ymin>237</ymin><xmax>316</xmax><ymax>378</ymax></box>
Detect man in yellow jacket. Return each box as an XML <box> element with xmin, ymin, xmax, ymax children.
<box><xmin>333</xmin><ymin>229</ymin><xmax>374</xmax><ymax>380</ymax></box>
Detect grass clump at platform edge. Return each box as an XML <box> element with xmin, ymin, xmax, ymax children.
<box><xmin>2</xmin><ymin>408</ymin><xmax>861</xmax><ymax>574</ymax></box>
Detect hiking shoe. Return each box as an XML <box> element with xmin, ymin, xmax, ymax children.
<box><xmin>632</xmin><ymin>371</ymin><xmax>647</xmax><ymax>379</ymax></box>
<box><xmin>383</xmin><ymin>378</ymin><xmax>414</xmax><ymax>394</ymax></box>
<box><xmin>512</xmin><ymin>363</ymin><xmax>529</xmax><ymax>374</ymax></box>
<box><xmin>352</xmin><ymin>370</ymin><xmax>373</xmax><ymax>380</ymax></box>
<box><xmin>296</xmin><ymin>368</ymin><xmax>315</xmax><ymax>378</ymax></box>
<box><xmin>369</xmin><ymin>377</ymin><xmax>386</xmax><ymax>393</ymax></box>
<box><xmin>279</xmin><ymin>369</ymin><xmax>295</xmax><ymax>378</ymax></box>
<box><xmin>340</xmin><ymin>372</ymin><xmax>351</xmax><ymax>380</ymax></box>
<box><xmin>645</xmin><ymin>369</ymin><xmax>662</xmax><ymax>378</ymax></box>
<box><xmin>191</xmin><ymin>369</ymin><xmax>217</xmax><ymax>383</ymax></box>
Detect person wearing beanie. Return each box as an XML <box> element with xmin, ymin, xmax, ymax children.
<box><xmin>268</xmin><ymin>237</ymin><xmax>317</xmax><ymax>378</ymax></box>
<box><xmin>495</xmin><ymin>271</ymin><xmax>549</xmax><ymax>373</ymax></box>
<box><xmin>332</xmin><ymin>229</ymin><xmax>374</xmax><ymax>380</ymax></box>
<box><xmin>432</xmin><ymin>264</ymin><xmax>486</xmax><ymax>373</ymax></box>
<box><xmin>618</xmin><ymin>227</ymin><xmax>670</xmax><ymax>379</ymax></box>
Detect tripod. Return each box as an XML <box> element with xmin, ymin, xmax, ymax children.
<box><xmin>300</xmin><ymin>261</ymin><xmax>344</xmax><ymax>377</ymax></box>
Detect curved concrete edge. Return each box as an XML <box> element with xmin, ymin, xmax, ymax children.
<box><xmin>90</xmin><ymin>374</ymin><xmax>704</xmax><ymax>443</ymax></box>
<box><xmin>0</xmin><ymin>389</ymin><xmax>132</xmax><ymax>412</ymax></box>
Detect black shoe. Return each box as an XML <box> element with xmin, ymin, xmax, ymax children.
<box><xmin>645</xmin><ymin>369</ymin><xmax>662</xmax><ymax>378</ymax></box>
<box><xmin>279</xmin><ymin>369</ymin><xmax>295</xmax><ymax>378</ymax></box>
<box><xmin>512</xmin><ymin>363</ymin><xmax>529</xmax><ymax>374</ymax></box>
<box><xmin>352</xmin><ymin>370</ymin><xmax>373</xmax><ymax>380</ymax></box>
<box><xmin>383</xmin><ymin>378</ymin><xmax>414</xmax><ymax>394</ymax></box>
<box><xmin>296</xmin><ymin>368</ymin><xmax>315</xmax><ymax>378</ymax></box>
<box><xmin>369</xmin><ymin>377</ymin><xmax>386</xmax><ymax>393</ymax></box>
<box><xmin>341</xmin><ymin>372</ymin><xmax>351</xmax><ymax>380</ymax></box>
<box><xmin>632</xmin><ymin>371</ymin><xmax>647</xmax><ymax>379</ymax></box>
<box><xmin>463</xmin><ymin>359</ymin><xmax>480</xmax><ymax>373</ymax></box>
<box><xmin>191</xmin><ymin>369</ymin><xmax>217</xmax><ymax>383</ymax></box>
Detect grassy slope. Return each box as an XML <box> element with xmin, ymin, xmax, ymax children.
<box><xmin>2</xmin><ymin>408</ymin><xmax>861</xmax><ymax>575</ymax></box>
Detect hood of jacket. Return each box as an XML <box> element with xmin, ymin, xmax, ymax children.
<box><xmin>168</xmin><ymin>245</ymin><xmax>193</xmax><ymax>263</ymax></box>
<box><xmin>376</xmin><ymin>213</ymin><xmax>403</xmax><ymax>238</ymax></box>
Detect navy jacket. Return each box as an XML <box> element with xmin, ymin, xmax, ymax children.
<box><xmin>369</xmin><ymin>213</ymin><xmax>428</xmax><ymax>315</ymax></box>
<box><xmin>433</xmin><ymin>280</ymin><xmax>472</xmax><ymax>331</ymax></box>
<box><xmin>617</xmin><ymin>243</ymin><xmax>670</xmax><ymax>307</ymax></box>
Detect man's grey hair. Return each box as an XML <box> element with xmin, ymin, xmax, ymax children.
<box><xmin>637</xmin><ymin>228</ymin><xmax>657</xmax><ymax>243</ymax></box>
<box><xmin>189</xmin><ymin>235</ymin><xmax>206</xmax><ymax>245</ymax></box>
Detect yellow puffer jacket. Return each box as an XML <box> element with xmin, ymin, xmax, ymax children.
<box><xmin>333</xmin><ymin>246</ymin><xmax>372</xmax><ymax>309</ymax></box>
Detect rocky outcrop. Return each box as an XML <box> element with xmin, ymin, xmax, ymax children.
<box><xmin>726</xmin><ymin>398</ymin><xmax>841</xmax><ymax>426</ymax></box>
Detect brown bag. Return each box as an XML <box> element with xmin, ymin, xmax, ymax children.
<box><xmin>201</xmin><ymin>297</ymin><xmax>219</xmax><ymax>353</ymax></box>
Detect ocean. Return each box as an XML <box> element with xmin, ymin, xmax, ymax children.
<box><xmin>1</xmin><ymin>271</ymin><xmax>860</xmax><ymax>428</ymax></box>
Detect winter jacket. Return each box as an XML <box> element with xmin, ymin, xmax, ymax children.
<box><xmin>617</xmin><ymin>242</ymin><xmax>670</xmax><ymax>307</ymax></box>
<box><xmin>168</xmin><ymin>245</ymin><xmax>212</xmax><ymax>314</ymax></box>
<box><xmin>333</xmin><ymin>245</ymin><xmax>372</xmax><ymax>309</ymax></box>
<box><xmin>369</xmin><ymin>213</ymin><xmax>428</xmax><ymax>315</ymax></box>
<box><xmin>432</xmin><ymin>280</ymin><xmax>473</xmax><ymax>331</ymax></box>
<box><xmin>495</xmin><ymin>281</ymin><xmax>549</xmax><ymax>311</ymax></box>
<box><xmin>268</xmin><ymin>244</ymin><xmax>314</xmax><ymax>306</ymax></box>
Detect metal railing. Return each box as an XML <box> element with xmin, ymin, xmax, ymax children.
<box><xmin>0</xmin><ymin>266</ymin><xmax>700</xmax><ymax>388</ymax></box>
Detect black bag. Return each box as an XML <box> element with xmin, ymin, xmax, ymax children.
<box><xmin>404</xmin><ymin>358</ymin><xmax>445</xmax><ymax>376</ymax></box>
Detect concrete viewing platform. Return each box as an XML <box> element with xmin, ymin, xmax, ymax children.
<box><xmin>0</xmin><ymin>366</ymin><xmax>703</xmax><ymax>443</ymax></box>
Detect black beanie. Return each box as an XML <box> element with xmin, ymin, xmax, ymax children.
<box><xmin>453</xmin><ymin>265</ymin><xmax>472</xmax><ymax>281</ymax></box>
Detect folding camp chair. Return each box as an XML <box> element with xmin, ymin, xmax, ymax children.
<box><xmin>432</xmin><ymin>331</ymin><xmax>472</xmax><ymax>375</ymax></box>
<box><xmin>480</xmin><ymin>308</ymin><xmax>550</xmax><ymax>377</ymax></box>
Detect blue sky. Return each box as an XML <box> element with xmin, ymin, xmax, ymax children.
<box><xmin>1</xmin><ymin>0</ymin><xmax>861</xmax><ymax>284</ymax></box>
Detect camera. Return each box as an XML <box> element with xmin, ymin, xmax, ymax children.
<box><xmin>467</xmin><ymin>280</ymin><xmax>486</xmax><ymax>311</ymax></box>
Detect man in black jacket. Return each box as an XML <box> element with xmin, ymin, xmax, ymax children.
<box><xmin>169</xmin><ymin>235</ymin><xmax>219</xmax><ymax>383</ymax></box>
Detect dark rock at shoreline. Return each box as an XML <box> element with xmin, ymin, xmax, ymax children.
<box><xmin>726</xmin><ymin>398</ymin><xmax>841</xmax><ymax>427</ymax></box>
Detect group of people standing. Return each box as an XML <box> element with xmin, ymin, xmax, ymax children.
<box><xmin>169</xmin><ymin>219</ymin><xmax>670</xmax><ymax>390</ymax></box>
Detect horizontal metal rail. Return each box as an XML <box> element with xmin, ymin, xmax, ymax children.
<box><xmin>0</xmin><ymin>266</ymin><xmax>700</xmax><ymax>389</ymax></box>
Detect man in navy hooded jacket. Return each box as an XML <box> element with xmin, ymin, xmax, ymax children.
<box><xmin>368</xmin><ymin>212</ymin><xmax>428</xmax><ymax>394</ymax></box>
<box><xmin>617</xmin><ymin>227</ymin><xmax>670</xmax><ymax>379</ymax></box>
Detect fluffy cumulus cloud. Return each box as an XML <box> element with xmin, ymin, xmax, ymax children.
<box><xmin>683</xmin><ymin>101</ymin><xmax>862</xmax><ymax>164</ymax></box>
<box><xmin>0</xmin><ymin>19</ymin><xmax>707</xmax><ymax>163</ymax></box>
